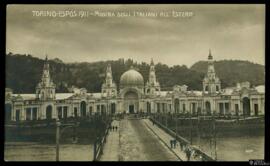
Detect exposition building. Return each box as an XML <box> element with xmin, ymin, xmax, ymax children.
<box><xmin>5</xmin><ymin>51</ymin><xmax>265</xmax><ymax>122</ymax></box>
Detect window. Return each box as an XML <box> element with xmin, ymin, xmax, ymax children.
<box><xmin>219</xmin><ymin>103</ymin><xmax>224</xmax><ymax>115</ymax></box>
<box><xmin>192</xmin><ymin>103</ymin><xmax>196</xmax><ymax>115</ymax></box>
<box><xmin>57</xmin><ymin>107</ymin><xmax>62</xmax><ymax>119</ymax></box>
<box><xmin>97</xmin><ymin>105</ymin><xmax>100</xmax><ymax>114</ymax></box>
<box><xmin>46</xmin><ymin>105</ymin><xmax>52</xmax><ymax>120</ymax></box>
<box><xmin>174</xmin><ymin>99</ymin><xmax>179</xmax><ymax>113</ymax></box>
<box><xmin>26</xmin><ymin>108</ymin><xmax>31</xmax><ymax>120</ymax></box>
<box><xmin>32</xmin><ymin>108</ymin><xmax>37</xmax><ymax>120</ymax></box>
<box><xmin>74</xmin><ymin>107</ymin><xmax>78</xmax><ymax>118</ymax></box>
<box><xmin>225</xmin><ymin>103</ymin><xmax>229</xmax><ymax>114</ymax></box>
<box><xmin>63</xmin><ymin>106</ymin><xmax>68</xmax><ymax>119</ymax></box>
<box><xmin>157</xmin><ymin>103</ymin><xmax>160</xmax><ymax>113</ymax></box>
<box><xmin>16</xmin><ymin>110</ymin><xmax>20</xmax><ymax>121</ymax></box>
<box><xmin>235</xmin><ymin>104</ymin><xmax>239</xmax><ymax>115</ymax></box>
<box><xmin>205</xmin><ymin>86</ymin><xmax>209</xmax><ymax>92</ymax></box>
<box><xmin>254</xmin><ymin>104</ymin><xmax>258</xmax><ymax>116</ymax></box>
<box><xmin>162</xmin><ymin>103</ymin><xmax>165</xmax><ymax>113</ymax></box>
<box><xmin>89</xmin><ymin>106</ymin><xmax>93</xmax><ymax>115</ymax></box>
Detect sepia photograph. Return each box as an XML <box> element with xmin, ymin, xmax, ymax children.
<box><xmin>4</xmin><ymin>4</ymin><xmax>266</xmax><ymax>162</ymax></box>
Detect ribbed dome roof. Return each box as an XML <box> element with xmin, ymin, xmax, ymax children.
<box><xmin>120</xmin><ymin>69</ymin><xmax>144</xmax><ymax>87</ymax></box>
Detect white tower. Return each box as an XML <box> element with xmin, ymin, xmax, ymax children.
<box><xmin>101</xmin><ymin>64</ymin><xmax>117</xmax><ymax>97</ymax></box>
<box><xmin>36</xmin><ymin>55</ymin><xmax>56</xmax><ymax>100</ymax></box>
<box><xmin>203</xmin><ymin>50</ymin><xmax>221</xmax><ymax>94</ymax></box>
<box><xmin>145</xmin><ymin>58</ymin><xmax>160</xmax><ymax>95</ymax></box>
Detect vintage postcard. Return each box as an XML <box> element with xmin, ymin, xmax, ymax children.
<box><xmin>5</xmin><ymin>4</ymin><xmax>265</xmax><ymax>162</ymax></box>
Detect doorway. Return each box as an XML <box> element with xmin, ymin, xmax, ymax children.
<box><xmin>243</xmin><ymin>97</ymin><xmax>251</xmax><ymax>116</ymax></box>
<box><xmin>129</xmin><ymin>105</ymin><xmax>134</xmax><ymax>114</ymax></box>
<box><xmin>254</xmin><ymin>104</ymin><xmax>258</xmax><ymax>116</ymax></box>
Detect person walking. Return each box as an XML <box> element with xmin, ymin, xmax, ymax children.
<box><xmin>174</xmin><ymin>139</ymin><xmax>177</xmax><ymax>149</ymax></box>
<box><xmin>112</xmin><ymin>126</ymin><xmax>115</xmax><ymax>131</ymax></box>
<box><xmin>180</xmin><ymin>141</ymin><xmax>183</xmax><ymax>151</ymax></box>
<box><xmin>170</xmin><ymin>139</ymin><xmax>173</xmax><ymax>149</ymax></box>
<box><xmin>185</xmin><ymin>147</ymin><xmax>191</xmax><ymax>161</ymax></box>
<box><xmin>115</xmin><ymin>126</ymin><xmax>118</xmax><ymax>131</ymax></box>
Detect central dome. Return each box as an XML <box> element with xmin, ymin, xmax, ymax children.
<box><xmin>120</xmin><ymin>68</ymin><xmax>144</xmax><ymax>87</ymax></box>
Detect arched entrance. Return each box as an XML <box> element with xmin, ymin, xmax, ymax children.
<box><xmin>46</xmin><ymin>105</ymin><xmax>52</xmax><ymax>120</ymax></box>
<box><xmin>243</xmin><ymin>97</ymin><xmax>251</xmax><ymax>116</ymax></box>
<box><xmin>5</xmin><ymin>104</ymin><xmax>12</xmax><ymax>123</ymax></box>
<box><xmin>80</xmin><ymin>101</ymin><xmax>86</xmax><ymax>117</ymax></box>
<box><xmin>205</xmin><ymin>101</ymin><xmax>211</xmax><ymax>115</ymax></box>
<box><xmin>124</xmin><ymin>91</ymin><xmax>139</xmax><ymax>114</ymax></box>
<box><xmin>174</xmin><ymin>99</ymin><xmax>179</xmax><ymax>114</ymax></box>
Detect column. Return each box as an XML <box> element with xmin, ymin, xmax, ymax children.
<box><xmin>223</xmin><ymin>102</ymin><xmax>225</xmax><ymax>115</ymax></box>
<box><xmin>30</xmin><ymin>107</ymin><xmax>33</xmax><ymax>120</ymax></box>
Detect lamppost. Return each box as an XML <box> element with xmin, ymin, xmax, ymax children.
<box><xmin>189</xmin><ymin>112</ymin><xmax>193</xmax><ymax>145</ymax></box>
<box><xmin>55</xmin><ymin>118</ymin><xmax>79</xmax><ymax>161</ymax></box>
<box><xmin>165</xmin><ymin>104</ymin><xmax>168</xmax><ymax>128</ymax></box>
<box><xmin>197</xmin><ymin>114</ymin><xmax>201</xmax><ymax>149</ymax></box>
<box><xmin>213</xmin><ymin>113</ymin><xmax>217</xmax><ymax>160</ymax></box>
<box><xmin>175</xmin><ymin>113</ymin><xmax>178</xmax><ymax>139</ymax></box>
<box><xmin>56</xmin><ymin>119</ymin><xmax>61</xmax><ymax>161</ymax></box>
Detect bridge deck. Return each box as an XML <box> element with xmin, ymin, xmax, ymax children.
<box><xmin>100</xmin><ymin>118</ymin><xmax>179</xmax><ymax>161</ymax></box>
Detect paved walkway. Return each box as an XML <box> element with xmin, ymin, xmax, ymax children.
<box><xmin>100</xmin><ymin>120</ymin><xmax>120</xmax><ymax>161</ymax></box>
<box><xmin>119</xmin><ymin>118</ymin><xmax>178</xmax><ymax>161</ymax></box>
<box><xmin>100</xmin><ymin>118</ymin><xmax>179</xmax><ymax>161</ymax></box>
<box><xmin>143</xmin><ymin>119</ymin><xmax>202</xmax><ymax>161</ymax></box>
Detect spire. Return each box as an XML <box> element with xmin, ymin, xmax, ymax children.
<box><xmin>208</xmin><ymin>49</ymin><xmax>213</xmax><ymax>60</ymax></box>
<box><xmin>150</xmin><ymin>58</ymin><xmax>154</xmax><ymax>65</ymax></box>
<box><xmin>43</xmin><ymin>54</ymin><xmax>49</xmax><ymax>70</ymax></box>
<box><xmin>106</xmin><ymin>63</ymin><xmax>112</xmax><ymax>73</ymax></box>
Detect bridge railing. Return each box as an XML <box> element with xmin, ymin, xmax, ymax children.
<box><xmin>93</xmin><ymin>123</ymin><xmax>110</xmax><ymax>161</ymax></box>
<box><xmin>149</xmin><ymin>117</ymin><xmax>215</xmax><ymax>161</ymax></box>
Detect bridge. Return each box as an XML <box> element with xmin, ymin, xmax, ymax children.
<box><xmin>98</xmin><ymin>116</ymin><xmax>215</xmax><ymax>161</ymax></box>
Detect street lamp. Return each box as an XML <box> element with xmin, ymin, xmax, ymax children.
<box><xmin>56</xmin><ymin>119</ymin><xmax>61</xmax><ymax>161</ymax></box>
<box><xmin>175</xmin><ymin>114</ymin><xmax>178</xmax><ymax>139</ymax></box>
<box><xmin>55</xmin><ymin>118</ymin><xmax>79</xmax><ymax>161</ymax></box>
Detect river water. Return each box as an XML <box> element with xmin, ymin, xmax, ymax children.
<box><xmin>5</xmin><ymin>142</ymin><xmax>93</xmax><ymax>161</ymax></box>
<box><xmin>5</xmin><ymin>122</ymin><xmax>264</xmax><ymax>161</ymax></box>
<box><xmin>179</xmin><ymin>131</ymin><xmax>264</xmax><ymax>161</ymax></box>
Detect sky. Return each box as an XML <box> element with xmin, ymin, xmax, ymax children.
<box><xmin>6</xmin><ymin>4</ymin><xmax>265</xmax><ymax>67</ymax></box>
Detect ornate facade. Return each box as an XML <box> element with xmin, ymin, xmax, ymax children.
<box><xmin>5</xmin><ymin>51</ymin><xmax>265</xmax><ymax>122</ymax></box>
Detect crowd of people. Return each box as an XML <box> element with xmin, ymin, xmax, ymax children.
<box><xmin>169</xmin><ymin>138</ymin><xmax>204</xmax><ymax>161</ymax></box>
